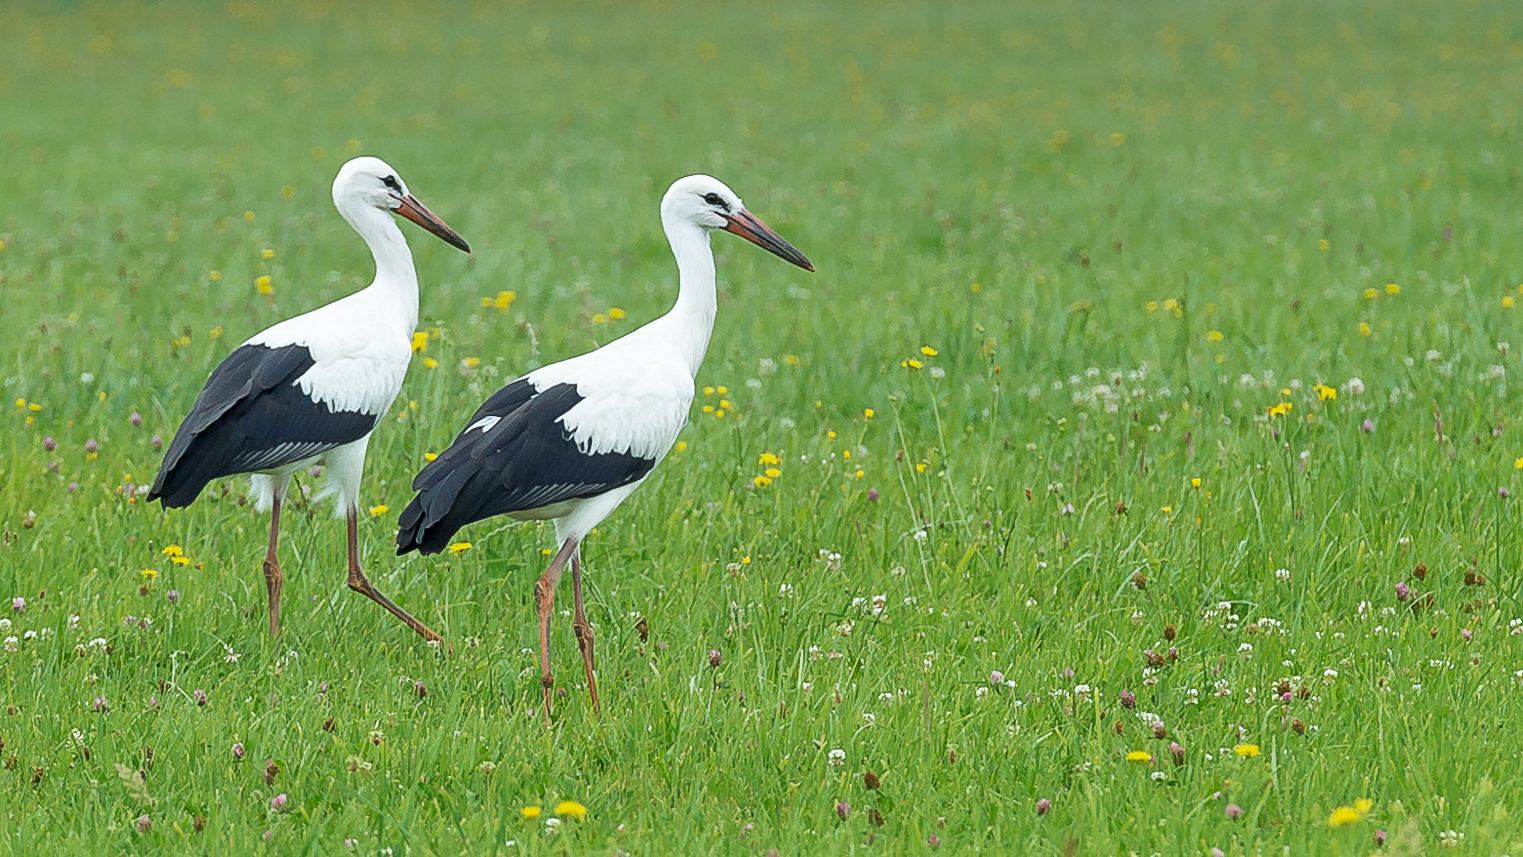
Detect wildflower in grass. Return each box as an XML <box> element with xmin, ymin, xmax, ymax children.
<box><xmin>1225</xmin><ymin>804</ymin><xmax>1243</xmax><ymax>820</ymax></box>
<box><xmin>1361</xmin><ymin>419</ymin><xmax>1374</xmax><ymax>433</ymax></box>
<box><xmin>759</xmin><ymin>452</ymin><xmax>781</xmax><ymax>466</ymax></box>
<box><xmin>928</xmin><ymin>834</ymin><xmax>941</xmax><ymax>848</ymax></box>
<box><xmin>85</xmin><ymin>439</ymin><xmax>99</xmax><ymax>455</ymax></box>
<box><xmin>1151</xmin><ymin>721</ymin><xmax>1167</xmax><ymax>739</ymax></box>
<box><xmin>11</xmin><ymin>598</ymin><xmax>24</xmax><ymax>614</ymax></box>
<box><xmin>43</xmin><ymin>436</ymin><xmax>56</xmax><ymax>451</ymax></box>
<box><xmin>867</xmin><ymin>487</ymin><xmax>879</xmax><ymax>501</ymax></box>
<box><xmin>166</xmin><ymin>590</ymin><xmax>180</xmax><ymax>604</ymax></box>
<box><xmin>1395</xmin><ymin>582</ymin><xmax>1410</xmax><ymax>601</ymax></box>
<box><xmin>1169</xmin><ymin>742</ymin><xmax>1185</xmax><ymax>765</ymax></box>
<box><xmin>233</xmin><ymin>742</ymin><xmax>245</xmax><ymax>760</ymax></box>
<box><xmin>555</xmin><ymin>800</ymin><xmax>587</xmax><ymax>820</ymax></box>
<box><xmin>130</xmin><ymin>411</ymin><xmax>142</xmax><ymax>427</ymax></box>
<box><xmin>411</xmin><ymin>332</ymin><xmax>428</xmax><ymax>352</ymax></box>
<box><xmin>413</xmin><ymin>680</ymin><xmax>426</xmax><ymax>699</ymax></box>
<box><xmin>864</xmin><ymin>770</ymin><xmax>880</xmax><ymax>789</ymax></box>
<box><xmin>369</xmin><ymin>504</ymin><xmax>388</xmax><ymax>516</ymax></box>
<box><xmin>1318</xmin><ymin>238</ymin><xmax>1329</xmax><ymax>250</ymax></box>
<box><xmin>270</xmin><ymin>793</ymin><xmax>287</xmax><ymax>812</ymax></box>
<box><xmin>1314</xmin><ymin>383</ymin><xmax>1337</xmax><ymax>400</ymax></box>
<box><xmin>495</xmin><ymin>290</ymin><xmax>516</xmax><ymax>310</ymax></box>
<box><xmin>255</xmin><ymin>275</ymin><xmax>273</xmax><ymax>295</ymax></box>
<box><xmin>1501</xmin><ymin>487</ymin><xmax>1511</xmax><ymax>499</ymax></box>
<box><xmin>1439</xmin><ymin>830</ymin><xmax>1463</xmax><ymax>847</ymax></box>
<box><xmin>990</xmin><ymin>669</ymin><xmax>1005</xmax><ymax>685</ymax></box>
<box><xmin>1267</xmin><ymin>402</ymin><xmax>1292</xmax><ymax>417</ymax></box>
<box><xmin>1035</xmin><ymin>797</ymin><xmax>1051</xmax><ymax>815</ymax></box>
<box><xmin>708</xmin><ymin>649</ymin><xmax>722</xmax><ymax>667</ymax></box>
<box><xmin>194</xmin><ymin>689</ymin><xmax>207</xmax><ymax>706</ymax></box>
<box><xmin>136</xmin><ymin>815</ymin><xmax>151</xmax><ymax>833</ymax></box>
<box><xmin>1375</xmin><ymin>829</ymin><xmax>1388</xmax><ymax>845</ymax></box>
<box><xmin>93</xmin><ymin>696</ymin><xmax>108</xmax><ymax>713</ymax></box>
<box><xmin>1328</xmin><ymin>806</ymin><xmax>1361</xmax><ymax>827</ymax></box>
<box><xmin>836</xmin><ymin>801</ymin><xmax>851</xmax><ymax>820</ymax></box>
<box><xmin>1359</xmin><ymin>322</ymin><xmax>1371</xmax><ymax>336</ymax></box>
<box><xmin>140</xmin><ymin>568</ymin><xmax>157</xmax><ymax>579</ymax></box>
<box><xmin>1191</xmin><ymin>477</ymin><xmax>1201</xmax><ymax>488</ymax></box>
<box><xmin>1125</xmin><ymin>751</ymin><xmax>1152</xmax><ymax>762</ymax></box>
<box><xmin>752</xmin><ymin>475</ymin><xmax>772</xmax><ymax>488</ymax></box>
<box><xmin>1386</xmin><ymin>283</ymin><xmax>1400</xmax><ymax>295</ymax></box>
<box><xmin>921</xmin><ymin>346</ymin><xmax>938</xmax><ymax>356</ymax></box>
<box><xmin>863</xmin><ymin>408</ymin><xmax>874</xmax><ymax>419</ymax></box>
<box><xmin>828</xmin><ymin>748</ymin><xmax>845</xmax><ymax>767</ymax></box>
<box><xmin>1234</xmin><ymin>744</ymin><xmax>1260</xmax><ymax>757</ymax></box>
<box><xmin>264</xmin><ymin>759</ymin><xmax>280</xmax><ymax>784</ymax></box>
<box><xmin>448</xmin><ymin>542</ymin><xmax>472</xmax><ymax>556</ymax></box>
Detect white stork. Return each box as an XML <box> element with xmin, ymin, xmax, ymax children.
<box><xmin>395</xmin><ymin>175</ymin><xmax>813</xmax><ymax>718</ymax></box>
<box><xmin>148</xmin><ymin>156</ymin><xmax>470</xmax><ymax>643</ymax></box>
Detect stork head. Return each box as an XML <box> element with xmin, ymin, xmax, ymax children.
<box><xmin>661</xmin><ymin>175</ymin><xmax>813</xmax><ymax>271</ymax></box>
<box><xmin>333</xmin><ymin>157</ymin><xmax>471</xmax><ymax>253</ymax></box>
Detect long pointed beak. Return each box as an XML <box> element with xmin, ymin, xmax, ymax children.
<box><xmin>394</xmin><ymin>194</ymin><xmax>472</xmax><ymax>253</ymax></box>
<box><xmin>723</xmin><ymin>209</ymin><xmax>814</xmax><ymax>272</ymax></box>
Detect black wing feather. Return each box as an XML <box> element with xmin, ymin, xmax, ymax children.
<box><xmin>147</xmin><ymin>344</ymin><xmax>379</xmax><ymax>508</ymax></box>
<box><xmin>396</xmin><ymin>380</ymin><xmax>656</xmax><ymax>555</ymax></box>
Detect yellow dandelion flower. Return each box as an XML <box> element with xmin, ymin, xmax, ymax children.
<box><xmin>448</xmin><ymin>542</ymin><xmax>472</xmax><ymax>556</ymax></box>
<box><xmin>916</xmin><ymin>462</ymin><xmax>927</xmax><ymax>473</ymax></box>
<box><xmin>702</xmin><ymin>405</ymin><xmax>714</xmax><ymax>414</ymax></box>
<box><xmin>703</xmin><ymin>386</ymin><xmax>715</xmax><ymax>396</ymax></box>
<box><xmin>209</xmin><ymin>325</ymin><xmax>224</xmax><ymax>339</ymax></box>
<box><xmin>1505</xmin><ymin>296</ymin><xmax>1516</xmax><ymax>309</ymax></box>
<box><xmin>169</xmin><ymin>556</ymin><xmax>191</xmax><ymax>566</ymax></box>
<box><xmin>783</xmin><ymin>354</ymin><xmax>800</xmax><ymax>366</ymax></box>
<box><xmin>423</xmin><ymin>357</ymin><xmax>439</xmax><ymax>370</ymax></box>
<box><xmin>827</xmin><ymin>431</ymin><xmax>837</xmax><ymax>439</ymax></box>
<box><xmin>140</xmin><ymin>568</ymin><xmax>158</xmax><ymax>578</ymax></box>
<box><xmin>540</xmin><ymin>548</ymin><xmax>553</xmax><ymax>556</ymax></box>
<box><xmin>906</xmin><ymin>359</ymin><xmax>923</xmax><ymax>369</ymax></box>
<box><xmin>1514</xmin><ymin>457</ymin><xmax>1523</xmax><ymax>469</ymax></box>
<box><xmin>714</xmin><ymin>409</ymin><xmax>726</xmax><ymax>418</ymax></box>
<box><xmin>1314</xmin><ymin>384</ymin><xmax>1337</xmax><ymax>400</ymax></box>
<box><xmin>759</xmin><ymin>452</ymin><xmax>781</xmax><ymax>466</ymax></box>
<box><xmin>753</xmin><ymin>475</ymin><xmax>772</xmax><ymax>488</ymax></box>
<box><xmin>1125</xmin><ymin>751</ymin><xmax>1152</xmax><ymax>762</ymax></box>
<box><xmin>1362</xmin><ymin>287</ymin><xmax>1378</xmax><ymax>299</ymax></box>
<box><xmin>592</xmin><ymin>313</ymin><xmax>607</xmax><ymax>325</ymax></box>
<box><xmin>1386</xmin><ymin>283</ymin><xmax>1400</xmax><ymax>295</ymax></box>
<box><xmin>495</xmin><ymin>290</ymin><xmax>516</xmax><ymax>310</ymax></box>
<box><xmin>717</xmin><ymin>386</ymin><xmax>728</xmax><ymax>395</ymax></box>
<box><xmin>1354</xmin><ymin>799</ymin><xmax>1373</xmax><ymax>814</ymax></box>
<box><xmin>162</xmin><ymin>545</ymin><xmax>184</xmax><ymax>558</ymax></box>
<box><xmin>1267</xmin><ymin>402</ymin><xmax>1293</xmax><ymax>417</ymax></box>
<box><xmin>1191</xmin><ymin>477</ymin><xmax>1201</xmax><ymax>488</ymax></box>
<box><xmin>1161</xmin><ymin>505</ymin><xmax>1173</xmax><ymax>513</ymax></box>
<box><xmin>424</xmin><ymin>452</ymin><xmax>437</xmax><ymax>462</ymax></box>
<box><xmin>411</xmin><ymin>332</ymin><xmax>429</xmax><ymax>352</ymax></box>
<box><xmin>765</xmin><ymin>468</ymin><xmax>782</xmax><ymax>478</ymax></box>
<box><xmin>1233</xmin><ymin>744</ymin><xmax>1260</xmax><ymax>757</ymax></box>
<box><xmin>1146</xmin><ymin>300</ymin><xmax>1159</xmax><ymax>312</ymax></box>
<box><xmin>369</xmin><ymin>505</ymin><xmax>389</xmax><ymax>516</ymax></box>
<box><xmin>609</xmin><ymin>307</ymin><xmax>626</xmax><ymax>320</ymax></box>
<box><xmin>255</xmin><ymin>275</ymin><xmax>273</xmax><ymax>295</ymax></box>
<box><xmin>1162</xmin><ymin>298</ymin><xmax>1179</xmax><ymax>311</ymax></box>
<box><xmin>29</xmin><ymin>402</ymin><xmax>41</xmax><ymax>412</ymax></box>
<box><xmin>1327</xmin><ymin>806</ymin><xmax>1361</xmax><ymax>827</ymax></box>
<box><xmin>855</xmin><ymin>469</ymin><xmax>864</xmax><ymax>478</ymax></box>
<box><xmin>461</xmin><ymin>357</ymin><xmax>481</xmax><ymax>369</ymax></box>
<box><xmin>921</xmin><ymin>346</ymin><xmax>938</xmax><ymax>356</ymax></box>
<box><xmin>520</xmin><ymin>806</ymin><xmax>541</xmax><ymax>819</ymax></box>
<box><xmin>719</xmin><ymin>399</ymin><xmax>731</xmax><ymax>410</ymax></box>
<box><xmin>1358</xmin><ymin>322</ymin><xmax>1371</xmax><ymax>336</ymax></box>
<box><xmin>1207</xmin><ymin>330</ymin><xmax>1224</xmax><ymax>342</ymax></box>
<box><xmin>555</xmin><ymin>800</ymin><xmax>588</xmax><ymax>820</ymax></box>
<box><xmin>244</xmin><ymin>210</ymin><xmax>256</xmax><ymax>222</ymax></box>
<box><xmin>741</xmin><ymin>556</ymin><xmax>751</xmax><ymax>565</ymax></box>
<box><xmin>864</xmin><ymin>408</ymin><xmax>875</xmax><ymax>419</ymax></box>
<box><xmin>262</xmin><ymin>248</ymin><xmax>275</xmax><ymax>259</ymax></box>
<box><xmin>1318</xmin><ymin>238</ymin><xmax>1330</xmax><ymax>250</ymax></box>
<box><xmin>843</xmin><ymin>450</ymin><xmax>851</xmax><ymax>459</ymax></box>
<box><xmin>675</xmin><ymin>441</ymin><xmax>687</xmax><ymax>453</ymax></box>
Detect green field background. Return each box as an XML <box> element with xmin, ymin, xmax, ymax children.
<box><xmin>3</xmin><ymin>1</ymin><xmax>1523</xmax><ymax>854</ymax></box>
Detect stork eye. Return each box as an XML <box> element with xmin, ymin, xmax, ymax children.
<box><xmin>382</xmin><ymin>176</ymin><xmax>401</xmax><ymax>191</ymax></box>
<box><xmin>702</xmin><ymin>191</ymin><xmax>728</xmax><ymax>210</ymax></box>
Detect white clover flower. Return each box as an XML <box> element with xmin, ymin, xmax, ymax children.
<box><xmin>827</xmin><ymin>748</ymin><xmax>845</xmax><ymax>767</ymax></box>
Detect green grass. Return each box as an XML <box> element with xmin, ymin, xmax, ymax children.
<box><xmin>3</xmin><ymin>0</ymin><xmax>1523</xmax><ymax>853</ymax></box>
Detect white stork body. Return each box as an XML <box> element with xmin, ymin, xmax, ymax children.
<box><xmin>395</xmin><ymin>174</ymin><xmax>813</xmax><ymax>719</ymax></box>
<box><xmin>149</xmin><ymin>156</ymin><xmax>470</xmax><ymax>640</ymax></box>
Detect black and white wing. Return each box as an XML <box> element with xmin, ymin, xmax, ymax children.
<box><xmin>147</xmin><ymin>344</ymin><xmax>379</xmax><ymax>508</ymax></box>
<box><xmin>395</xmin><ymin>379</ymin><xmax>658</xmax><ymax>556</ymax></box>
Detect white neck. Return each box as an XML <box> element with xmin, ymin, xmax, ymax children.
<box><xmin>659</xmin><ymin>215</ymin><xmax>718</xmax><ymax>377</ymax></box>
<box><xmin>338</xmin><ymin>199</ymin><xmax>420</xmax><ymax>335</ymax></box>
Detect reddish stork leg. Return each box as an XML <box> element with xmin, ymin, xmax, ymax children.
<box><xmin>344</xmin><ymin>507</ymin><xmax>448</xmax><ymax>648</ymax></box>
<box><xmin>534</xmin><ymin>537</ymin><xmax>578</xmax><ymax>725</ymax></box>
<box><xmin>263</xmin><ymin>496</ymin><xmax>284</xmax><ymax>637</ymax></box>
<box><xmin>570</xmin><ymin>547</ymin><xmax>600</xmax><ymax>715</ymax></box>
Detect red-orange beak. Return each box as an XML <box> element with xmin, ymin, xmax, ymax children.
<box><xmin>394</xmin><ymin>194</ymin><xmax>471</xmax><ymax>253</ymax></box>
<box><xmin>722</xmin><ymin>209</ymin><xmax>814</xmax><ymax>272</ymax></box>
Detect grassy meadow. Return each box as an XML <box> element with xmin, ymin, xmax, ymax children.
<box><xmin>5</xmin><ymin>0</ymin><xmax>1523</xmax><ymax>853</ymax></box>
